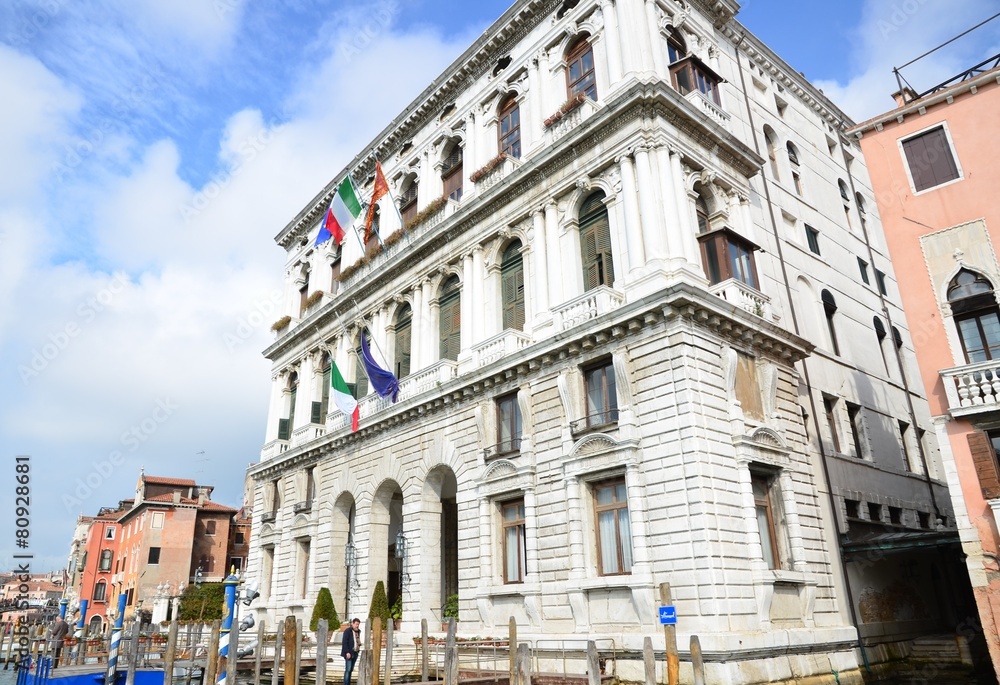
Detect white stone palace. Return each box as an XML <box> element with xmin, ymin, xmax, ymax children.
<box><xmin>246</xmin><ymin>1</ymin><xmax>959</xmax><ymax>682</ymax></box>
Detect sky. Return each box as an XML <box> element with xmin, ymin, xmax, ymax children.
<box><xmin>1</xmin><ymin>0</ymin><xmax>998</xmax><ymax>574</ymax></box>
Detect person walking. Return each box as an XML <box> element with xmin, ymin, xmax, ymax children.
<box><xmin>341</xmin><ymin>618</ymin><xmax>361</xmax><ymax>685</ymax></box>
<box><xmin>46</xmin><ymin>615</ymin><xmax>69</xmax><ymax>668</ymax></box>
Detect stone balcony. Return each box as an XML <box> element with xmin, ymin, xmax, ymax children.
<box><xmin>554</xmin><ymin>286</ymin><xmax>626</xmax><ymax>331</ymax></box>
<box><xmin>941</xmin><ymin>360</ymin><xmax>1000</xmax><ymax>419</ymax></box>
<box><xmin>684</xmin><ymin>90</ymin><xmax>730</xmax><ymax>130</ymax></box>
<box><xmin>472</xmin><ymin>155</ymin><xmax>523</xmax><ymax>192</ymax></box>
<box><xmin>709</xmin><ymin>278</ymin><xmax>774</xmax><ymax>321</ymax></box>
<box><xmin>544</xmin><ymin>97</ymin><xmax>600</xmax><ymax>144</ymax></box>
<box><xmin>472</xmin><ymin>329</ymin><xmax>531</xmax><ymax>368</ymax></box>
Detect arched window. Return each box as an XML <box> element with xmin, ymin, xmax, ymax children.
<box><xmin>501</xmin><ymin>240</ymin><xmax>526</xmax><ymax>331</ymax></box>
<box><xmin>99</xmin><ymin>549</ymin><xmax>113</xmax><ymax>572</ymax></box>
<box><xmin>764</xmin><ymin>127</ymin><xmax>780</xmax><ymax>180</ymax></box>
<box><xmin>695</xmin><ymin>193</ymin><xmax>710</xmax><ymax>233</ymax></box>
<box><xmin>873</xmin><ymin>316</ymin><xmax>890</xmax><ymax>375</ymax></box>
<box><xmin>821</xmin><ymin>289</ymin><xmax>840</xmax><ymax>355</ymax></box>
<box><xmin>400</xmin><ymin>178</ymin><xmax>418</xmax><ymax>225</ymax></box>
<box><xmin>667</xmin><ymin>29</ymin><xmax>686</xmax><ymax>64</ymax></box>
<box><xmin>579</xmin><ymin>191</ymin><xmax>614</xmax><ymax>290</ymax></box>
<box><xmin>439</xmin><ymin>276</ymin><xmax>462</xmax><ymax>361</ymax></box>
<box><xmin>786</xmin><ymin>141</ymin><xmax>800</xmax><ymax>166</ymax></box>
<box><xmin>498</xmin><ymin>94</ymin><xmax>521</xmax><ymax>158</ymax></box>
<box><xmin>394</xmin><ymin>305</ymin><xmax>412</xmax><ymax>378</ymax></box>
<box><xmin>279</xmin><ymin>372</ymin><xmax>297</xmax><ymax>440</ymax></box>
<box><xmin>354</xmin><ymin>335</ymin><xmax>369</xmax><ymax>399</ymax></box>
<box><xmin>318</xmin><ymin>353</ymin><xmax>331</xmax><ymax>424</ymax></box>
<box><xmin>838</xmin><ymin>179</ymin><xmax>850</xmax><ymax>202</ymax></box>
<box><xmin>949</xmin><ymin>270</ymin><xmax>1000</xmax><ymax>363</ymax></box>
<box><xmin>566</xmin><ymin>35</ymin><xmax>597</xmax><ymax>100</ymax></box>
<box><xmin>442</xmin><ymin>142</ymin><xmax>463</xmax><ymax>202</ymax></box>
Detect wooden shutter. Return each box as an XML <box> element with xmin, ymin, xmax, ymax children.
<box><xmin>439</xmin><ymin>285</ymin><xmax>461</xmax><ymax>361</ymax></box>
<box><xmin>501</xmin><ymin>249</ymin><xmax>525</xmax><ymax>331</ymax></box>
<box><xmin>395</xmin><ymin>318</ymin><xmax>411</xmax><ymax>378</ymax></box>
<box><xmin>903</xmin><ymin>127</ymin><xmax>959</xmax><ymax>192</ymax></box>
<box><xmin>595</xmin><ymin>216</ymin><xmax>614</xmax><ymax>287</ymax></box>
<box><xmin>310</xmin><ymin>401</ymin><xmax>322</xmax><ymax>424</ymax></box>
<box><xmin>580</xmin><ymin>192</ymin><xmax>613</xmax><ymax>290</ymax></box>
<box><xmin>580</xmin><ymin>223</ymin><xmax>600</xmax><ymax>290</ymax></box>
<box><xmin>967</xmin><ymin>431</ymin><xmax>1000</xmax><ymax>499</ymax></box>
<box><xmin>278</xmin><ymin>418</ymin><xmax>290</xmax><ymax>441</ymax></box>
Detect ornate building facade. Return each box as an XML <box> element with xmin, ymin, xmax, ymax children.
<box><xmin>247</xmin><ymin>1</ymin><xmax>957</xmax><ymax>682</ymax></box>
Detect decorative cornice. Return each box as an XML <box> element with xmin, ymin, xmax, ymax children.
<box><xmin>249</xmin><ymin>281</ymin><xmax>812</xmax><ymax>481</ymax></box>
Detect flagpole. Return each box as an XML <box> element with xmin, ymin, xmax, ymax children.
<box><xmin>350</xmin><ymin>298</ymin><xmax>392</xmax><ymax>370</ymax></box>
<box><xmin>351</xmin><ymin>173</ymin><xmax>386</xmax><ymax>250</ymax></box>
<box><xmin>373</xmin><ymin>152</ymin><xmax>406</xmax><ymax>233</ymax></box>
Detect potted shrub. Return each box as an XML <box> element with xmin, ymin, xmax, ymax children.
<box><xmin>442</xmin><ymin>593</ymin><xmax>459</xmax><ymax>631</ymax></box>
<box><xmin>310</xmin><ymin>587</ymin><xmax>340</xmax><ymax>638</ymax></box>
<box><xmin>389</xmin><ymin>596</ymin><xmax>402</xmax><ymax>630</ymax></box>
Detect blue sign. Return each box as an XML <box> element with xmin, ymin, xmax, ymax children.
<box><xmin>658</xmin><ymin>605</ymin><xmax>677</xmax><ymax>625</ymax></box>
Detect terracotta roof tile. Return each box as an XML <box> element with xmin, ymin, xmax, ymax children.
<box><xmin>143</xmin><ymin>475</ymin><xmax>197</xmax><ymax>486</ymax></box>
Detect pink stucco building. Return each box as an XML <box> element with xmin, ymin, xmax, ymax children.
<box><xmin>851</xmin><ymin>59</ymin><xmax>1000</xmax><ymax>676</ymax></box>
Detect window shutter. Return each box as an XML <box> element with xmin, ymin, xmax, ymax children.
<box><xmin>396</xmin><ymin>323</ymin><xmax>411</xmax><ymax>378</ymax></box>
<box><xmin>580</xmin><ymin>192</ymin><xmax>613</xmax><ymax>290</ymax></box>
<box><xmin>594</xmin><ymin>216</ymin><xmax>614</xmax><ymax>287</ymax></box>
<box><xmin>501</xmin><ymin>259</ymin><xmax>525</xmax><ymax>331</ymax></box>
<box><xmin>278</xmin><ymin>418</ymin><xmax>290</xmax><ymax>441</ymax></box>
<box><xmin>440</xmin><ymin>288</ymin><xmax>461</xmax><ymax>361</ymax></box>
<box><xmin>581</xmin><ymin>223</ymin><xmax>599</xmax><ymax>290</ymax></box>
<box><xmin>310</xmin><ymin>401</ymin><xmax>322</xmax><ymax>424</ymax></box>
<box><xmin>967</xmin><ymin>431</ymin><xmax>1000</xmax><ymax>499</ymax></box>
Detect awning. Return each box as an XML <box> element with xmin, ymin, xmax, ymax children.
<box><xmin>841</xmin><ymin>529</ymin><xmax>961</xmax><ymax>559</ymax></box>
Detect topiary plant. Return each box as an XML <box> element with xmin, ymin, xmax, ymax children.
<box><xmin>443</xmin><ymin>593</ymin><xmax>459</xmax><ymax>620</ymax></box>
<box><xmin>310</xmin><ymin>586</ymin><xmax>340</xmax><ymax>632</ymax></box>
<box><xmin>368</xmin><ymin>581</ymin><xmax>391</xmax><ymax>627</ymax></box>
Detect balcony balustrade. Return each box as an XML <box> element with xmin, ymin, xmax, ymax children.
<box><xmin>709</xmin><ymin>278</ymin><xmax>772</xmax><ymax>320</ymax></box>
<box><xmin>941</xmin><ymin>360</ymin><xmax>1000</xmax><ymax>418</ymax></box>
<box><xmin>472</xmin><ymin>329</ymin><xmax>531</xmax><ymax>368</ymax></box>
<box><xmin>554</xmin><ymin>286</ymin><xmax>626</xmax><ymax>331</ymax></box>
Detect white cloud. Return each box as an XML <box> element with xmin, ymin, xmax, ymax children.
<box><xmin>815</xmin><ymin>0</ymin><xmax>1000</xmax><ymax>121</ymax></box>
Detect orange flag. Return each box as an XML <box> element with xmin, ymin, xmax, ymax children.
<box><xmin>364</xmin><ymin>161</ymin><xmax>390</xmax><ymax>244</ymax></box>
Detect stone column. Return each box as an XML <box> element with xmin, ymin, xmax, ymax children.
<box><xmin>531</xmin><ymin>208</ymin><xmax>549</xmax><ymax>315</ymax></box>
<box><xmin>293</xmin><ymin>355</ymin><xmax>314</xmax><ymax>429</ymax></box>
<box><xmin>779</xmin><ymin>471</ymin><xmax>807</xmax><ymax>572</ymax></box>
<box><xmin>566</xmin><ymin>477</ymin><xmax>587</xmax><ymax>580</ymax></box>
<box><xmin>472</xmin><ymin>247</ymin><xmax>486</xmax><ymax>345</ymax></box>
<box><xmin>600</xmin><ymin>0</ymin><xmax>623</xmax><ymax>85</ymax></box>
<box><xmin>655</xmin><ymin>145</ymin><xmax>680</xmax><ymax>262</ymax></box>
<box><xmin>614</xmin><ymin>0</ymin><xmax>633</xmax><ymax>75</ymax></box>
<box><xmin>419</xmin><ymin>149</ymin><xmax>434</xmax><ymax>211</ymax></box>
<box><xmin>544</xmin><ymin>202</ymin><xmax>563</xmax><ymax>307</ymax></box>
<box><xmin>645</xmin><ymin>0</ymin><xmax>665</xmax><ymax>76</ymax></box>
<box><xmin>461</xmin><ymin>255</ymin><xmax>474</xmax><ymax>355</ymax></box>
<box><xmin>463</xmin><ymin>114</ymin><xmax>477</xmax><ymax>199</ymax></box>
<box><xmin>478</xmin><ymin>498</ymin><xmax>492</xmax><ymax>581</ymax></box>
<box><xmin>624</xmin><ymin>464</ymin><xmax>652</xmax><ymax>571</ymax></box>
<box><xmin>670</xmin><ymin>149</ymin><xmax>703</xmax><ymax>273</ymax></box>
<box><xmin>526</xmin><ymin>58</ymin><xmax>543</xmax><ymax>150</ymax></box>
<box><xmin>618</xmin><ymin>152</ymin><xmax>645</xmax><ymax>273</ymax></box>
<box><xmin>411</xmin><ymin>284</ymin><xmax>424</xmax><ymax>371</ymax></box>
<box><xmin>263</xmin><ymin>375</ymin><xmax>285</xmax><ymax>444</ymax></box>
<box><xmin>428</xmin><ymin>280</ymin><xmax>440</xmax><ymax>364</ymax></box>
<box><xmin>633</xmin><ymin>144</ymin><xmax>666</xmax><ymax>263</ymax></box>
<box><xmin>524</xmin><ymin>489</ymin><xmax>539</xmax><ymax>582</ymax></box>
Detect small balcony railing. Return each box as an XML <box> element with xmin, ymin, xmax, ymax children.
<box><xmin>709</xmin><ymin>278</ymin><xmax>772</xmax><ymax>320</ymax></box>
<box><xmin>554</xmin><ymin>286</ymin><xmax>626</xmax><ymax>331</ymax></box>
<box><xmin>261</xmin><ymin>512</ymin><xmax>276</xmax><ymax>523</ymax></box>
<box><xmin>941</xmin><ymin>360</ymin><xmax>1000</xmax><ymax>417</ymax></box>
<box><xmin>483</xmin><ymin>437</ymin><xmax>522</xmax><ymax>461</ymax></box>
<box><xmin>472</xmin><ymin>329</ymin><xmax>531</xmax><ymax>368</ymax></box>
<box><xmin>570</xmin><ymin>408</ymin><xmax>620</xmax><ymax>436</ymax></box>
<box><xmin>292</xmin><ymin>500</ymin><xmax>312</xmax><ymax>514</ymax></box>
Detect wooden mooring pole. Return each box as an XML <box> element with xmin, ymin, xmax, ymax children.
<box><xmin>586</xmin><ymin>641</ymin><xmax>600</xmax><ymax>685</ymax></box>
<box><xmin>206</xmin><ymin>620</ymin><xmax>222</xmax><ymax>685</ymax></box>
<box><xmin>163</xmin><ymin>619</ymin><xmax>179</xmax><ymax>685</ymax></box>
<box><xmin>509</xmin><ymin>618</ymin><xmax>517</xmax><ymax>685</ymax></box>
<box><xmin>420</xmin><ymin>619</ymin><xmax>428</xmax><ymax>684</ymax></box>
<box><xmin>515</xmin><ymin>643</ymin><xmax>531</xmax><ymax>685</ymax></box>
<box><xmin>444</xmin><ymin>618</ymin><xmax>457</xmax><ymax>685</ymax></box>
<box><xmin>316</xmin><ymin>619</ymin><xmax>328</xmax><ymax>685</ymax></box>
<box><xmin>370</xmin><ymin>618</ymin><xmax>383</xmax><ymax>685</ymax></box>
<box><xmin>383</xmin><ymin>621</ymin><xmax>393</xmax><ymax>685</ymax></box>
<box><xmin>642</xmin><ymin>636</ymin><xmax>655</xmax><ymax>685</ymax></box>
<box><xmin>253</xmin><ymin>619</ymin><xmax>264</xmax><ymax>685</ymax></box>
<box><xmin>283</xmin><ymin>617</ymin><xmax>297</xmax><ymax>685</ymax></box>
<box><xmin>691</xmin><ymin>635</ymin><xmax>705</xmax><ymax>685</ymax></box>
<box><xmin>274</xmin><ymin>620</ymin><xmax>284</xmax><ymax>684</ymax></box>
<box><xmin>659</xmin><ymin>583</ymin><xmax>678</xmax><ymax>685</ymax></box>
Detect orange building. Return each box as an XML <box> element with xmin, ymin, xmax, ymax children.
<box><xmin>851</xmin><ymin>56</ymin><xmax>1000</xmax><ymax>676</ymax></box>
<box><xmin>115</xmin><ymin>474</ymin><xmax>238</xmax><ymax>619</ymax></box>
<box><xmin>76</xmin><ymin>507</ymin><xmax>123</xmax><ymax>633</ymax></box>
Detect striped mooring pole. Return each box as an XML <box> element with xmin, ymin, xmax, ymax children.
<box><xmin>104</xmin><ymin>593</ymin><xmax>127</xmax><ymax>685</ymax></box>
<box><xmin>217</xmin><ymin>574</ymin><xmax>238</xmax><ymax>685</ymax></box>
<box><xmin>71</xmin><ymin>599</ymin><xmax>88</xmax><ymax>661</ymax></box>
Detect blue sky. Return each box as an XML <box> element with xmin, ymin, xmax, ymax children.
<box><xmin>1</xmin><ymin>0</ymin><xmax>998</xmax><ymax>574</ymax></box>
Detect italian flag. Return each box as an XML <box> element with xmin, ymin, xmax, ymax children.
<box><xmin>316</xmin><ymin>177</ymin><xmax>362</xmax><ymax>246</ymax></box>
<box><xmin>331</xmin><ymin>359</ymin><xmax>360</xmax><ymax>431</ymax></box>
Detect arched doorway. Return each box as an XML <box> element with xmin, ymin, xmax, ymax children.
<box><xmin>370</xmin><ymin>480</ymin><xmax>404</xmax><ymax>616</ymax></box>
<box><xmin>330</xmin><ymin>493</ymin><xmax>356</xmax><ymax>619</ymax></box>
<box><xmin>420</xmin><ymin>466</ymin><xmax>458</xmax><ymax>622</ymax></box>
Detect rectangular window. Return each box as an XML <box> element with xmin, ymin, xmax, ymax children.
<box><xmin>593</xmin><ymin>478</ymin><xmax>632</xmax><ymax>576</ymax></box>
<box><xmin>151</xmin><ymin>512</ymin><xmax>164</xmax><ymax>529</ymax></box>
<box><xmin>918</xmin><ymin>511</ymin><xmax>931</xmax><ymax>529</ymax></box>
<box><xmin>751</xmin><ymin>469</ymin><xmax>786</xmax><ymax>570</ymax></box>
<box><xmin>148</xmin><ymin>547</ymin><xmax>161</xmax><ymax>565</ymax></box>
<box><xmin>126</xmin><ymin>588</ymin><xmax>134</xmax><ymax>606</ymax></box>
<box><xmin>442</xmin><ymin>147</ymin><xmax>463</xmax><ymax>202</ymax></box>
<box><xmin>899</xmin><ymin>421</ymin><xmax>912</xmax><ymax>471</ymax></box>
<box><xmin>698</xmin><ymin>228</ymin><xmax>760</xmax><ymax>288</ymax></box>
<box><xmin>235</xmin><ymin>532</ymin><xmax>245</xmax><ymax>545</ymax></box>
<box><xmin>400</xmin><ymin>183</ymin><xmax>418</xmax><ymax>225</ymax></box>
<box><xmin>230</xmin><ymin>557</ymin><xmax>243</xmax><ymax>572</ymax></box>
<box><xmin>823</xmin><ymin>396</ymin><xmax>842</xmax><ymax>453</ymax></box>
<box><xmin>330</xmin><ymin>257</ymin><xmax>341</xmax><ymax>296</ymax></box>
<box><xmin>99</xmin><ymin>549</ymin><xmax>113</xmax><ymax>572</ymax></box>
<box><xmin>792</xmin><ymin>171</ymin><xmax>803</xmax><ymax>196</ymax></box>
<box><xmin>584</xmin><ymin>360</ymin><xmax>618</xmax><ymax>428</ymax></box>
<box><xmin>306</xmin><ymin>467</ymin><xmax>317</xmax><ymax>503</ymax></box>
<box><xmin>867</xmin><ymin>502</ymin><xmax>882</xmax><ymax>522</ymax></box>
<box><xmin>298</xmin><ymin>540</ymin><xmax>311</xmax><ymax>599</ymax></box>
<box><xmin>269</xmin><ymin>481</ymin><xmax>281</xmax><ymax>515</ymax></box>
<box><xmin>92</xmin><ymin>583</ymin><xmax>107</xmax><ymax>602</ymax></box>
<box><xmin>496</xmin><ymin>393</ymin><xmax>523</xmax><ymax>456</ymax></box>
<box><xmin>262</xmin><ymin>546</ymin><xmax>275</xmax><ymax>600</ymax></box>
<box><xmin>105</xmin><ymin>527</ymin><xmax>115</xmax><ymax>540</ymax></box>
<box><xmin>205</xmin><ymin>520</ymin><xmax>216</xmax><ymax>536</ymax></box>
<box><xmin>567</xmin><ymin>41</ymin><xmax>597</xmax><ymax>100</ymax></box>
<box><xmin>857</xmin><ymin>258</ymin><xmax>870</xmax><ymax>285</ymax></box>
<box><xmin>805</xmin><ymin>225</ymin><xmax>821</xmax><ymax>255</ymax></box>
<box><xmin>901</xmin><ymin>125</ymin><xmax>960</xmax><ymax>192</ymax></box>
<box><xmin>845</xmin><ymin>498</ymin><xmax>860</xmax><ymax>519</ymax></box>
<box><xmin>501</xmin><ymin>499</ymin><xmax>526</xmax><ymax>584</ymax></box>
<box><xmin>669</xmin><ymin>55</ymin><xmax>722</xmax><ymax>105</ymax></box>
<box><xmin>847</xmin><ymin>403</ymin><xmax>865</xmax><ymax>459</ymax></box>
<box><xmin>889</xmin><ymin>506</ymin><xmax>902</xmax><ymax>525</ymax></box>
<box><xmin>498</xmin><ymin>101</ymin><xmax>521</xmax><ymax>159</ymax></box>
<box><xmin>875</xmin><ymin>269</ymin><xmax>888</xmax><ymax>296</ymax></box>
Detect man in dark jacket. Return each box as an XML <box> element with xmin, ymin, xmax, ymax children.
<box><xmin>47</xmin><ymin>616</ymin><xmax>69</xmax><ymax>668</ymax></box>
<box><xmin>340</xmin><ymin>618</ymin><xmax>361</xmax><ymax>685</ymax></box>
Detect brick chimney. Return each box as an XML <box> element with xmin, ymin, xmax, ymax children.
<box><xmin>172</xmin><ymin>490</ymin><xmax>181</xmax><ymax>504</ymax></box>
<box><xmin>892</xmin><ymin>86</ymin><xmax>918</xmax><ymax>108</ymax></box>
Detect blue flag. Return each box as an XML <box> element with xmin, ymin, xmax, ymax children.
<box><xmin>361</xmin><ymin>332</ymin><xmax>399</xmax><ymax>402</ymax></box>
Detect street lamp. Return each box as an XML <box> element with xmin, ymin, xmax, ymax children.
<box><xmin>344</xmin><ymin>541</ymin><xmax>356</xmax><ymax>617</ymax></box>
<box><xmin>395</xmin><ymin>530</ymin><xmax>408</xmax><ymax>587</ymax></box>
